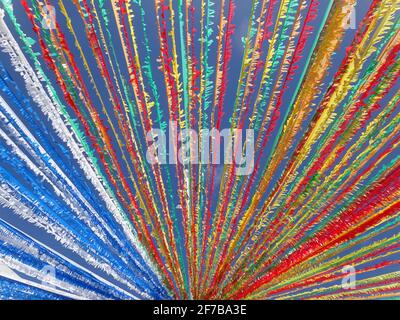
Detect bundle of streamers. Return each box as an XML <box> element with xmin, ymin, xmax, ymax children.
<box><xmin>0</xmin><ymin>0</ymin><xmax>399</xmax><ymax>300</ymax></box>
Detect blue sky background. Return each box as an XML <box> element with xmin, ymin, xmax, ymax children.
<box><xmin>0</xmin><ymin>0</ymin><xmax>399</xmax><ymax>298</ymax></box>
